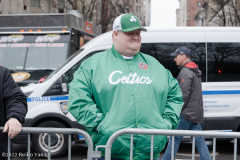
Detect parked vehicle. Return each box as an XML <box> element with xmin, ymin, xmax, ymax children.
<box><xmin>0</xmin><ymin>13</ymin><xmax>101</xmax><ymax>86</ymax></box>
<box><xmin>17</xmin><ymin>27</ymin><xmax>240</xmax><ymax>157</ymax></box>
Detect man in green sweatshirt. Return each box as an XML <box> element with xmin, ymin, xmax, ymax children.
<box><xmin>68</xmin><ymin>14</ymin><xmax>183</xmax><ymax>160</ymax></box>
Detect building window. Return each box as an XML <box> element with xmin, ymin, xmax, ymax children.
<box><xmin>183</xmin><ymin>19</ymin><xmax>185</xmax><ymax>22</ymax></box>
<box><xmin>58</xmin><ymin>0</ymin><xmax>65</xmax><ymax>13</ymax></box>
<box><xmin>31</xmin><ymin>0</ymin><xmax>40</xmax><ymax>8</ymax></box>
<box><xmin>136</xmin><ymin>0</ymin><xmax>138</xmax><ymax>3</ymax></box>
<box><xmin>136</xmin><ymin>6</ymin><xmax>138</xmax><ymax>12</ymax></box>
<box><xmin>139</xmin><ymin>6</ymin><xmax>141</xmax><ymax>12</ymax></box>
<box><xmin>143</xmin><ymin>7</ymin><xmax>146</xmax><ymax>12</ymax></box>
<box><xmin>143</xmin><ymin>1</ymin><xmax>146</xmax><ymax>5</ymax></box>
<box><xmin>198</xmin><ymin>2</ymin><xmax>202</xmax><ymax>7</ymax></box>
<box><xmin>59</xmin><ymin>0</ymin><xmax>65</xmax><ymax>9</ymax></box>
<box><xmin>143</xmin><ymin>15</ymin><xmax>146</xmax><ymax>19</ymax></box>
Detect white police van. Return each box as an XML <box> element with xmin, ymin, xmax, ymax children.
<box><xmin>17</xmin><ymin>27</ymin><xmax>240</xmax><ymax>157</ymax></box>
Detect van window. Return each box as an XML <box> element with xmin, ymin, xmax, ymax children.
<box><xmin>65</xmin><ymin>51</ymin><xmax>104</xmax><ymax>85</ymax></box>
<box><xmin>207</xmin><ymin>43</ymin><xmax>240</xmax><ymax>82</ymax></box>
<box><xmin>140</xmin><ymin>43</ymin><xmax>206</xmax><ymax>82</ymax></box>
<box><xmin>45</xmin><ymin>49</ymin><xmax>84</xmax><ymax>81</ymax></box>
<box><xmin>0</xmin><ymin>43</ymin><xmax>68</xmax><ymax>70</ymax></box>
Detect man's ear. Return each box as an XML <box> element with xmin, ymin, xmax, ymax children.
<box><xmin>112</xmin><ymin>31</ymin><xmax>119</xmax><ymax>41</ymax></box>
<box><xmin>182</xmin><ymin>54</ymin><xmax>186</xmax><ymax>59</ymax></box>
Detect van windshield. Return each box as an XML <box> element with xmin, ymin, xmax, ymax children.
<box><xmin>44</xmin><ymin>49</ymin><xmax>84</xmax><ymax>81</ymax></box>
<box><xmin>0</xmin><ymin>43</ymin><xmax>68</xmax><ymax>70</ymax></box>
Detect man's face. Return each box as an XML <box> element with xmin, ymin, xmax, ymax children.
<box><xmin>174</xmin><ymin>54</ymin><xmax>184</xmax><ymax>66</ymax></box>
<box><xmin>114</xmin><ymin>29</ymin><xmax>142</xmax><ymax>56</ymax></box>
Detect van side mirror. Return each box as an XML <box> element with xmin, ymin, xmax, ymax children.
<box><xmin>62</xmin><ymin>83</ymin><xmax>68</xmax><ymax>93</ymax></box>
<box><xmin>61</xmin><ymin>74</ymin><xmax>69</xmax><ymax>94</ymax></box>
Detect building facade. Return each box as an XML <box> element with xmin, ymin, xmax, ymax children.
<box><xmin>186</xmin><ymin>0</ymin><xmax>205</xmax><ymax>26</ymax></box>
<box><xmin>206</xmin><ymin>0</ymin><xmax>240</xmax><ymax>26</ymax></box>
<box><xmin>176</xmin><ymin>0</ymin><xmax>187</xmax><ymax>26</ymax></box>
<box><xmin>194</xmin><ymin>8</ymin><xmax>205</xmax><ymax>26</ymax></box>
<box><xmin>0</xmin><ymin>0</ymin><xmax>31</xmax><ymax>14</ymax></box>
<box><xmin>132</xmin><ymin>0</ymin><xmax>151</xmax><ymax>26</ymax></box>
<box><xmin>0</xmin><ymin>0</ymin><xmax>150</xmax><ymax>32</ymax></box>
<box><xmin>0</xmin><ymin>0</ymin><xmax>74</xmax><ymax>14</ymax></box>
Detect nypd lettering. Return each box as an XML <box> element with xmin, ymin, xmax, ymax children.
<box><xmin>31</xmin><ymin>97</ymin><xmax>50</xmax><ymax>102</ymax></box>
<box><xmin>27</xmin><ymin>96</ymin><xmax>69</xmax><ymax>102</ymax></box>
<box><xmin>109</xmin><ymin>71</ymin><xmax>153</xmax><ymax>85</ymax></box>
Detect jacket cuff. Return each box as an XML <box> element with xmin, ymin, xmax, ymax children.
<box><xmin>7</xmin><ymin>114</ymin><xmax>23</xmax><ymax>124</ymax></box>
<box><xmin>96</xmin><ymin>121</ymin><xmax>103</xmax><ymax>132</ymax></box>
<box><xmin>164</xmin><ymin>118</ymin><xmax>172</xmax><ymax>129</ymax></box>
<box><xmin>93</xmin><ymin>113</ymin><xmax>103</xmax><ymax>132</ymax></box>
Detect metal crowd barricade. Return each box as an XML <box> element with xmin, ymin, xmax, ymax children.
<box><xmin>99</xmin><ymin>128</ymin><xmax>240</xmax><ymax>160</ymax></box>
<box><xmin>0</xmin><ymin>127</ymin><xmax>101</xmax><ymax>160</ymax></box>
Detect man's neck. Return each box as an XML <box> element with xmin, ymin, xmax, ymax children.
<box><xmin>122</xmin><ymin>55</ymin><xmax>134</xmax><ymax>59</ymax></box>
<box><xmin>181</xmin><ymin>60</ymin><xmax>191</xmax><ymax>67</ymax></box>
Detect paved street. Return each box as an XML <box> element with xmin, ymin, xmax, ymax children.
<box><xmin>12</xmin><ymin>140</ymin><xmax>240</xmax><ymax>160</ymax></box>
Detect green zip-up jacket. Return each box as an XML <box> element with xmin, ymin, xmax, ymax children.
<box><xmin>68</xmin><ymin>45</ymin><xmax>183</xmax><ymax>160</ymax></box>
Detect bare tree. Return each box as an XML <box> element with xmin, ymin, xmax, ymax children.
<box><xmin>40</xmin><ymin>0</ymin><xmax>132</xmax><ymax>33</ymax></box>
<box><xmin>42</xmin><ymin>0</ymin><xmax>96</xmax><ymax>21</ymax></box>
<box><xmin>96</xmin><ymin>0</ymin><xmax>133</xmax><ymax>33</ymax></box>
<box><xmin>204</xmin><ymin>0</ymin><xmax>240</xmax><ymax>26</ymax></box>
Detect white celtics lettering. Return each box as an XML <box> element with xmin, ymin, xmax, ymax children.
<box><xmin>108</xmin><ymin>71</ymin><xmax>153</xmax><ymax>85</ymax></box>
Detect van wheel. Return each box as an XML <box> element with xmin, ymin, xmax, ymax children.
<box><xmin>32</xmin><ymin>121</ymin><xmax>68</xmax><ymax>158</ymax></box>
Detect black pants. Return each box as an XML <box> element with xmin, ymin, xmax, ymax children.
<box><xmin>0</xmin><ymin>132</ymin><xmax>12</xmax><ymax>160</ymax></box>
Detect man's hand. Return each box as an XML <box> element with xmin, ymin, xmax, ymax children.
<box><xmin>3</xmin><ymin>118</ymin><xmax>22</xmax><ymax>139</ymax></box>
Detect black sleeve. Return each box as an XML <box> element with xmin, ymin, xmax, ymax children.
<box><xmin>3</xmin><ymin>69</ymin><xmax>28</xmax><ymax>124</ymax></box>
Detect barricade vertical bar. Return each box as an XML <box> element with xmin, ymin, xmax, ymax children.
<box><xmin>192</xmin><ymin>137</ymin><xmax>195</xmax><ymax>160</ymax></box>
<box><xmin>213</xmin><ymin>138</ymin><xmax>216</xmax><ymax>160</ymax></box>
<box><xmin>234</xmin><ymin>138</ymin><xmax>237</xmax><ymax>160</ymax></box>
<box><xmin>151</xmin><ymin>135</ymin><xmax>154</xmax><ymax>160</ymax></box>
<box><xmin>68</xmin><ymin>135</ymin><xmax>71</xmax><ymax>160</ymax></box>
<box><xmin>130</xmin><ymin>134</ymin><xmax>133</xmax><ymax>160</ymax></box>
<box><xmin>48</xmin><ymin>133</ymin><xmax>51</xmax><ymax>160</ymax></box>
<box><xmin>8</xmin><ymin>137</ymin><xmax>10</xmax><ymax>160</ymax></box>
<box><xmin>171</xmin><ymin>136</ymin><xmax>174</xmax><ymax>160</ymax></box>
<box><xmin>28</xmin><ymin>134</ymin><xmax>30</xmax><ymax>160</ymax></box>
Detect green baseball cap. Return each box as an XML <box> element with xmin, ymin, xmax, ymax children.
<box><xmin>113</xmin><ymin>14</ymin><xmax>147</xmax><ymax>32</ymax></box>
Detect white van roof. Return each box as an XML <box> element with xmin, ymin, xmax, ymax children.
<box><xmin>81</xmin><ymin>27</ymin><xmax>240</xmax><ymax>50</ymax></box>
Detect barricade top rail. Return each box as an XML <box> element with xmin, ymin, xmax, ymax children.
<box><xmin>107</xmin><ymin>128</ymin><xmax>240</xmax><ymax>143</ymax></box>
<box><xmin>0</xmin><ymin>127</ymin><xmax>93</xmax><ymax>146</ymax></box>
<box><xmin>105</xmin><ymin>128</ymin><xmax>240</xmax><ymax>160</ymax></box>
<box><xmin>0</xmin><ymin>127</ymin><xmax>96</xmax><ymax>160</ymax></box>
<box><xmin>105</xmin><ymin>128</ymin><xmax>240</xmax><ymax>148</ymax></box>
<box><xmin>0</xmin><ymin>127</ymin><xmax>85</xmax><ymax>134</ymax></box>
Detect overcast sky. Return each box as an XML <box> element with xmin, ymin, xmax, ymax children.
<box><xmin>150</xmin><ymin>0</ymin><xmax>179</xmax><ymax>28</ymax></box>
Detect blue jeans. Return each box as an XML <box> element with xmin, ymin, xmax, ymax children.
<box><xmin>161</xmin><ymin>114</ymin><xmax>211</xmax><ymax>160</ymax></box>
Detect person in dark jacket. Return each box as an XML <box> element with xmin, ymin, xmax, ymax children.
<box><xmin>0</xmin><ymin>66</ymin><xmax>28</xmax><ymax>160</ymax></box>
<box><xmin>161</xmin><ymin>47</ymin><xmax>211</xmax><ymax>160</ymax></box>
